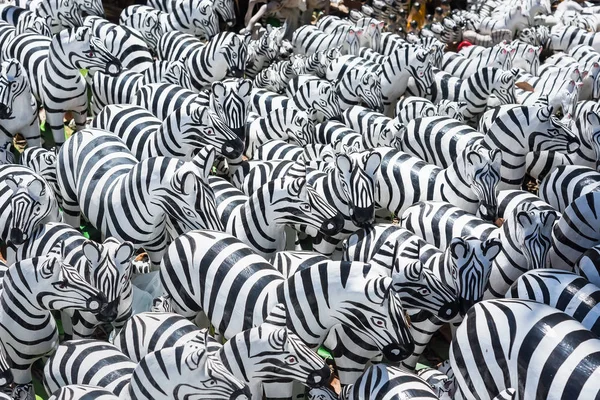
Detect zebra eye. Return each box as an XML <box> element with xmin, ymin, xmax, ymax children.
<box><xmin>58</xmin><ymin>280</ymin><xmax>68</xmax><ymax>289</ymax></box>
<box><xmin>418</xmin><ymin>288</ymin><xmax>430</xmax><ymax>296</ymax></box>
<box><xmin>85</xmin><ymin>51</ymin><xmax>95</xmax><ymax>58</ymax></box>
<box><xmin>299</xmin><ymin>203</ymin><xmax>311</xmax><ymax>213</ymax></box>
<box><xmin>204</xmin><ymin>128</ymin><xmax>215</xmax><ymax>136</ymax></box>
<box><xmin>184</xmin><ymin>209</ymin><xmax>195</xmax><ymax>217</ymax></box>
<box><xmin>285</xmin><ymin>356</ymin><xmax>298</xmax><ymax>365</ymax></box>
<box><xmin>370</xmin><ymin>316</ymin><xmax>386</xmax><ymax>328</ymax></box>
<box><xmin>202</xmin><ymin>379</ymin><xmax>217</xmax><ymax>388</ymax></box>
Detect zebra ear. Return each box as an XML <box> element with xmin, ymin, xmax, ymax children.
<box><xmin>211</xmin><ymin>81</ymin><xmax>225</xmax><ymax>98</ymax></box>
<box><xmin>27</xmin><ymin>178</ymin><xmax>45</xmax><ymax>201</ymax></box>
<box><xmin>5</xmin><ymin>175</ymin><xmax>18</xmax><ymax>192</ymax></box>
<box><xmin>449</xmin><ymin>237</ymin><xmax>468</xmax><ymax>259</ymax></box>
<box><xmin>335</xmin><ymin>154</ymin><xmax>352</xmax><ymax>175</ymax></box>
<box><xmin>75</xmin><ymin>27</ymin><xmax>90</xmax><ymax>42</ymax></box>
<box><xmin>184</xmin><ymin>346</ymin><xmax>208</xmax><ymax>371</ymax></box>
<box><xmin>482</xmin><ymin>238</ymin><xmax>502</xmax><ymax>260</ymax></box>
<box><xmin>364</xmin><ymin>152</ymin><xmax>381</xmax><ymax>177</ymax></box>
<box><xmin>82</xmin><ymin>240</ymin><xmax>102</xmax><ymax>265</ymax></box>
<box><xmin>587</xmin><ymin>111</ymin><xmax>600</xmax><ymax>127</ymax></box>
<box><xmin>237</xmin><ymin>79</ymin><xmax>253</xmax><ymax>97</ymax></box>
<box><xmin>265</xmin><ymin>303</ymin><xmax>287</xmax><ymax>327</ymax></box>
<box><xmin>115</xmin><ymin>241</ymin><xmax>135</xmax><ymax>265</ymax></box>
<box><xmin>542</xmin><ymin>210</ymin><xmax>558</xmax><ymax>227</ymax></box>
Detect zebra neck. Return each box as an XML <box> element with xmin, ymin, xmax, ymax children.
<box><xmin>217</xmin><ymin>339</ymin><xmax>253</xmax><ymax>385</ymax></box>
<box><xmin>322</xmin><ymin>172</ymin><xmax>350</xmax><ymax>214</ymax></box>
<box><xmin>120</xmin><ymin>160</ymin><xmax>171</xmax><ymax>225</ymax></box>
<box><xmin>46</xmin><ymin>45</ymin><xmax>83</xmax><ymax>86</ymax></box>
<box><xmin>1</xmin><ymin>277</ymin><xmax>49</xmax><ymax>319</ymax></box>
<box><xmin>440</xmin><ymin>162</ymin><xmax>477</xmax><ymax>203</ymax></box>
<box><xmin>147</xmin><ymin>123</ymin><xmax>182</xmax><ymax>159</ymax></box>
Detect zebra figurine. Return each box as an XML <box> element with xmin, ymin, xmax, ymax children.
<box><xmin>209</xmin><ymin>176</ymin><xmax>343</xmax><ymax>260</ymax></box>
<box><xmin>341</xmin><ymin>365</ymin><xmax>440</xmax><ymax>400</ymax></box>
<box><xmin>115</xmin><ymin>313</ymin><xmax>330</xmax><ymax>399</ymax></box>
<box><xmin>373</xmin><ymin>145</ymin><xmax>502</xmax><ymax>221</ymax></box>
<box><xmin>341</xmin><ymin>106</ymin><xmax>404</xmax><ymax>148</ymax></box>
<box><xmin>306</xmin><ymin>152</ymin><xmax>381</xmax><ymax>256</ymax></box>
<box><xmin>56</xmin><ymin>129</ymin><xmax>223</xmax><ymax>266</ymax></box>
<box><xmin>395</xmin><ymin>97</ymin><xmax>437</xmax><ymax>124</ymax></box>
<box><xmin>159</xmin><ymin>232</ymin><xmax>414</xmax><ymax>374</ymax></box>
<box><xmin>14</xmin><ymin>0</ymin><xmax>83</xmax><ymax>34</ymax></box>
<box><xmin>292</xmin><ymin>26</ymin><xmax>363</xmax><ymax>56</ymax></box>
<box><xmin>118</xmin><ymin>11</ymin><xmax>163</xmax><ymax>51</ymax></box>
<box><xmin>83</xmin><ymin>16</ymin><xmax>153</xmax><ymax>73</ymax></box>
<box><xmin>0</xmin><ymin>6</ymin><xmax>52</xmax><ymax>37</ymax></box>
<box><xmin>400</xmin><ymin>199</ymin><xmax>558</xmax><ymax>298</ymax></box>
<box><xmin>451</xmin><ymin>299</ymin><xmax>600</xmax><ymax>400</ymax></box>
<box><xmin>0</xmin><ymin>58</ymin><xmax>39</xmax><ymax>147</ymax></box>
<box><xmin>44</xmin><ymin>339</ymin><xmax>251</xmax><ymax>399</ymax></box>
<box><xmin>121</xmin><ymin>0</ymin><xmax>218</xmax><ymax>39</ymax></box>
<box><xmin>0</xmin><ymin>164</ymin><xmax>61</xmax><ymax>246</ymax></box>
<box><xmin>91</xmin><ymin>103</ymin><xmax>243</xmax><ymax>161</ymax></box>
<box><xmin>10</xmin><ymin>222</ymin><xmax>136</xmax><ymax>339</ymax></box>
<box><xmin>327</xmin><ymin>45</ymin><xmax>434</xmax><ymax>117</ymax></box>
<box><xmin>538</xmin><ymin>165</ymin><xmax>600</xmax><ymax>213</ymax></box>
<box><xmin>131</xmin><ymin>82</ymin><xmax>203</xmax><ymax>121</ymax></box>
<box><xmin>506</xmin><ymin>269</ymin><xmax>600</xmax><ymax>335</ymax></box>
<box><xmin>147</xmin><ymin>0</ymin><xmax>222</xmax><ymax>37</ymax></box>
<box><xmin>5</xmin><ymin>27</ymin><xmax>122</xmax><ymax>146</ymax></box>
<box><xmin>0</xmin><ymin>253</ymin><xmax>107</xmax><ymax>399</ymax></box>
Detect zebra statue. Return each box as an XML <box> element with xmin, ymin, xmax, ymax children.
<box><xmin>5</xmin><ymin>27</ymin><xmax>122</xmax><ymax>146</ymax></box>
<box><xmin>118</xmin><ymin>11</ymin><xmax>163</xmax><ymax>51</ymax></box>
<box><xmin>0</xmin><ymin>58</ymin><xmax>39</xmax><ymax>147</ymax></box>
<box><xmin>0</xmin><ymin>254</ymin><xmax>106</xmax><ymax>399</ymax></box>
<box><xmin>0</xmin><ymin>164</ymin><xmax>61</xmax><ymax>246</ymax></box>
<box><xmin>147</xmin><ymin>0</ymin><xmax>223</xmax><ymax>36</ymax></box>
<box><xmin>327</xmin><ymin>45</ymin><xmax>434</xmax><ymax>116</ymax></box>
<box><xmin>451</xmin><ymin>299</ymin><xmax>600</xmax><ymax>399</ymax></box>
<box><xmin>341</xmin><ymin>106</ymin><xmax>404</xmax><ymax>148</ymax></box>
<box><xmin>13</xmin><ymin>0</ymin><xmax>83</xmax><ymax>34</ymax></box>
<box><xmin>121</xmin><ymin>0</ymin><xmax>219</xmax><ymax>39</ymax></box>
<box><xmin>373</xmin><ymin>145</ymin><xmax>502</xmax><ymax>221</ymax></box>
<box><xmin>9</xmin><ymin>222</ymin><xmax>136</xmax><ymax>339</ymax></box>
<box><xmin>208</xmin><ymin>176</ymin><xmax>343</xmax><ymax>260</ymax></box>
<box><xmin>114</xmin><ymin>313</ymin><xmax>330</xmax><ymax>399</ymax></box>
<box><xmin>131</xmin><ymin>82</ymin><xmax>203</xmax><ymax>121</ymax></box>
<box><xmin>56</xmin><ymin>129</ymin><xmax>223</xmax><ymax>266</ymax></box>
<box><xmin>0</xmin><ymin>6</ymin><xmax>52</xmax><ymax>37</ymax></box>
<box><xmin>43</xmin><ymin>339</ymin><xmax>251</xmax><ymax>399</ymax></box>
<box><xmin>506</xmin><ymin>269</ymin><xmax>600</xmax><ymax>335</ymax></box>
<box><xmin>91</xmin><ymin>103</ymin><xmax>243</xmax><ymax>161</ymax></box>
<box><xmin>159</xmin><ymin>231</ymin><xmax>414</xmax><ymax>371</ymax></box>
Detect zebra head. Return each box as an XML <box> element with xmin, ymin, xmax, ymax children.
<box><xmin>160</xmin><ymin>146</ymin><xmax>224</xmax><ymax>232</ymax></box>
<box><xmin>241</xmin><ymin>324</ymin><xmax>331</xmax><ymax>387</ymax></box>
<box><xmin>5</xmin><ymin>175</ymin><xmax>56</xmax><ymax>245</ymax></box>
<box><xmin>491</xmin><ymin>68</ymin><xmax>518</xmax><ymax>105</ymax></box>
<box><xmin>80</xmin><ymin>0</ymin><xmax>104</xmax><ymax>17</ymax></box>
<box><xmin>335</xmin><ymin>152</ymin><xmax>380</xmax><ymax>227</ymax></box>
<box><xmin>219</xmin><ymin>33</ymin><xmax>250</xmax><ymax>79</ymax></box>
<box><xmin>365</xmin><ymin>21</ymin><xmax>384</xmax><ymax>52</ymax></box>
<box><xmin>311</xmin><ymin>82</ymin><xmax>341</xmax><ymax>122</ymax></box>
<box><xmin>407</xmin><ymin>47</ymin><xmax>435</xmax><ymax>98</ymax></box>
<box><xmin>551</xmin><ymin>80</ymin><xmax>579</xmax><ymax>120</ymax></box>
<box><xmin>462</xmin><ymin>147</ymin><xmax>502</xmax><ymax>222</ymax></box>
<box><xmin>279</xmin><ymin>177</ymin><xmax>344</xmax><ymax>237</ymax></box>
<box><xmin>81</xmin><ymin>238</ymin><xmax>135</xmax><ymax>323</ymax></box>
<box><xmin>172</xmin><ymin>103</ymin><xmax>243</xmax><ymax>159</ymax></box>
<box><xmin>283</xmin><ymin>108</ymin><xmax>315</xmax><ymax>147</ymax></box>
<box><xmin>355</xmin><ymin>71</ymin><xmax>383</xmax><ymax>113</ymax></box>
<box><xmin>187</xmin><ymin>0</ymin><xmax>219</xmax><ymax>39</ymax></box>
<box><xmin>513</xmin><ymin>207</ymin><xmax>558</xmax><ymax>270</ymax></box>
<box><xmin>586</xmin><ymin>111</ymin><xmax>600</xmax><ymax>168</ymax></box>
<box><xmin>268</xmin><ymin>24</ymin><xmax>293</xmax><ymax>59</ymax></box>
<box><xmin>30</xmin><ymin>253</ymin><xmax>106</xmax><ymax>313</ymax></box>
<box><xmin>391</xmin><ymin>240</ymin><xmax>459</xmax><ymax>322</ymax></box>
<box><xmin>0</xmin><ymin>59</ymin><xmax>30</xmax><ymax>120</ymax></box>
<box><xmin>334</xmin><ymin>266</ymin><xmax>414</xmax><ymax>362</ymax></box>
<box><xmin>448</xmin><ymin>237</ymin><xmax>501</xmax><ymax>316</ymax></box>
<box><xmin>131</xmin><ymin>344</ymin><xmax>251</xmax><ymax>400</ymax></box>
<box><xmin>164</xmin><ymin>61</ymin><xmax>193</xmax><ymax>90</ymax></box>
<box><xmin>535</xmin><ymin>105</ymin><xmax>580</xmax><ymax>153</ymax></box>
<box><xmin>210</xmin><ymin>78</ymin><xmax>252</xmax><ymax>142</ymax></box>
<box><xmin>138</xmin><ymin>12</ymin><xmax>163</xmax><ymax>50</ymax></box>
<box><xmin>497</xmin><ymin>47</ymin><xmax>515</xmax><ymax>70</ymax></box>
<box><xmin>345</xmin><ymin>28</ymin><xmax>363</xmax><ymax>55</ymax></box>
<box><xmin>212</xmin><ymin>0</ymin><xmax>235</xmax><ymax>26</ymax></box>
<box><xmin>0</xmin><ymin>141</ymin><xmax>14</xmax><ymax>165</ymax></box>
<box><xmin>66</xmin><ymin>27</ymin><xmax>122</xmax><ymax>77</ymax></box>
<box><xmin>589</xmin><ymin>63</ymin><xmax>600</xmax><ymax>100</ymax></box>
<box><xmin>522</xmin><ymin>45</ymin><xmax>542</xmax><ymax>76</ymax></box>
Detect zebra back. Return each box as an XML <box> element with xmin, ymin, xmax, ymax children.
<box><xmin>48</xmin><ymin>385</ymin><xmax>120</xmax><ymax>400</ymax></box>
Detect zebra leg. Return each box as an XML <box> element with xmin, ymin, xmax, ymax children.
<box><xmin>44</xmin><ymin>111</ymin><xmax>67</xmax><ymax>146</ymax></box>
<box><xmin>60</xmin><ymin>311</ymin><xmax>74</xmax><ymax>341</ymax></box>
<box><xmin>72</xmin><ymin>110</ymin><xmax>88</xmax><ymax>132</ymax></box>
<box><xmin>21</xmin><ymin>120</ymin><xmax>42</xmax><ymax>148</ymax></box>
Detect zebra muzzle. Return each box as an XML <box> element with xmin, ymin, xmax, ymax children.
<box><xmin>382</xmin><ymin>342</ymin><xmax>414</xmax><ymax>362</ymax></box>
<box><xmin>320</xmin><ymin>213</ymin><xmax>344</xmax><ymax>236</ymax></box>
<box><xmin>0</xmin><ymin>103</ymin><xmax>10</xmax><ymax>119</ymax></box>
<box><xmin>87</xmin><ymin>293</ymin><xmax>107</xmax><ymax>313</ymax></box>
<box><xmin>229</xmin><ymin>387</ymin><xmax>251</xmax><ymax>400</ymax></box>
<box><xmin>306</xmin><ymin>365</ymin><xmax>331</xmax><ymax>387</ymax></box>
<box><xmin>221</xmin><ymin>138</ymin><xmax>244</xmax><ymax>158</ymax></box>
<box><xmin>105</xmin><ymin>60</ymin><xmax>122</xmax><ymax>77</ymax></box>
<box><xmin>97</xmin><ymin>297</ymin><xmax>120</xmax><ymax>322</ymax></box>
<box><xmin>352</xmin><ymin>206</ymin><xmax>375</xmax><ymax>227</ymax></box>
<box><xmin>9</xmin><ymin>228</ymin><xmax>26</xmax><ymax>245</ymax></box>
<box><xmin>0</xmin><ymin>367</ymin><xmax>13</xmax><ymax>386</ymax></box>
<box><xmin>437</xmin><ymin>301</ymin><xmax>460</xmax><ymax>321</ymax></box>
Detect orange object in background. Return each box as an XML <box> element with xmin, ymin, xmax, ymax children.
<box><xmin>407</xmin><ymin>1</ymin><xmax>424</xmax><ymax>29</ymax></box>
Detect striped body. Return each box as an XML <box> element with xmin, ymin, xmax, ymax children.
<box><xmin>118</xmin><ymin>10</ymin><xmax>163</xmax><ymax>51</ymax></box>
<box><xmin>146</xmin><ymin>0</ymin><xmax>219</xmax><ymax>39</ymax></box>
<box><xmin>549</xmin><ymin>25</ymin><xmax>600</xmax><ymax>52</ymax></box>
<box><xmin>312</xmin><ymin>121</ymin><xmax>364</xmax><ymax>154</ymax></box>
<box><xmin>539</xmin><ymin>165</ymin><xmax>600</xmax><ymax>212</ymax></box>
<box><xmin>506</xmin><ymin>269</ymin><xmax>600</xmax><ymax>335</ymax></box>
<box><xmin>451</xmin><ymin>299</ymin><xmax>600</xmax><ymax>400</ymax></box>
<box><xmin>442</xmin><ymin>49</ymin><xmax>513</xmax><ymax>79</ymax></box>
<box><xmin>56</xmin><ymin>129</ymin><xmax>222</xmax><ymax>265</ymax></box>
<box><xmin>292</xmin><ymin>25</ymin><xmax>362</xmax><ymax>55</ymax></box>
<box><xmin>395</xmin><ymin>97</ymin><xmax>437</xmax><ymax>124</ymax></box>
<box><xmin>132</xmin><ymin>82</ymin><xmax>203</xmax><ymax>121</ymax></box>
<box><xmin>48</xmin><ymin>386</ymin><xmax>119</xmax><ymax>400</ymax></box>
<box><xmin>16</xmin><ymin>0</ymin><xmax>83</xmax><ymax>34</ymax></box>
<box><xmin>341</xmin><ymin>106</ymin><xmax>404</xmax><ymax>148</ymax></box>
<box><xmin>155</xmin><ymin>30</ymin><xmax>203</xmax><ymax>61</ymax></box>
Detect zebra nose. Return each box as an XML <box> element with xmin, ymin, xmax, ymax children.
<box><xmin>382</xmin><ymin>342</ymin><xmax>414</xmax><ymax>362</ymax></box>
<box><xmin>0</xmin><ymin>367</ymin><xmax>13</xmax><ymax>386</ymax></box>
<box><xmin>221</xmin><ymin>138</ymin><xmax>244</xmax><ymax>158</ymax></box>
<box><xmin>229</xmin><ymin>67</ymin><xmax>244</xmax><ymax>78</ymax></box>
<box><xmin>478</xmin><ymin>204</ymin><xmax>496</xmax><ymax>222</ymax></box>
<box><xmin>97</xmin><ymin>297</ymin><xmax>120</xmax><ymax>322</ymax></box>
<box><xmin>88</xmin><ymin>292</ymin><xmax>107</xmax><ymax>313</ymax></box>
<box><xmin>226</xmin><ymin>19</ymin><xmax>235</xmax><ymax>27</ymax></box>
<box><xmin>0</xmin><ymin>103</ymin><xmax>10</xmax><ymax>119</ymax></box>
<box><xmin>306</xmin><ymin>365</ymin><xmax>331</xmax><ymax>387</ymax></box>
<box><xmin>437</xmin><ymin>301</ymin><xmax>460</xmax><ymax>321</ymax></box>
<box><xmin>352</xmin><ymin>206</ymin><xmax>375</xmax><ymax>227</ymax></box>
<box><xmin>320</xmin><ymin>213</ymin><xmax>344</xmax><ymax>236</ymax></box>
<box><xmin>9</xmin><ymin>228</ymin><xmax>26</xmax><ymax>245</ymax></box>
<box><xmin>459</xmin><ymin>299</ymin><xmax>477</xmax><ymax>317</ymax></box>
<box><xmin>105</xmin><ymin>60</ymin><xmax>122</xmax><ymax>77</ymax></box>
<box><xmin>568</xmin><ymin>139</ymin><xmax>580</xmax><ymax>152</ymax></box>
